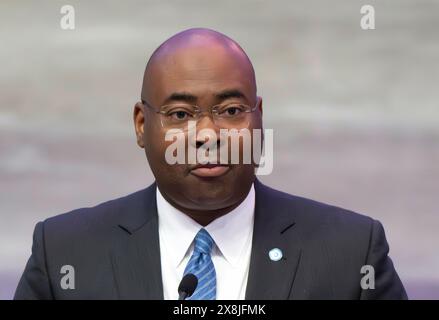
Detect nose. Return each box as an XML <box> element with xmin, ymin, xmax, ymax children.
<box><xmin>191</xmin><ymin>114</ymin><xmax>221</xmax><ymax>150</ymax></box>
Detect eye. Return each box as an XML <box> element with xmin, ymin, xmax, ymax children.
<box><xmin>170</xmin><ymin>110</ymin><xmax>190</xmax><ymax>120</ymax></box>
<box><xmin>164</xmin><ymin>105</ymin><xmax>196</xmax><ymax>121</ymax></box>
<box><xmin>220</xmin><ymin>105</ymin><xmax>244</xmax><ymax>117</ymax></box>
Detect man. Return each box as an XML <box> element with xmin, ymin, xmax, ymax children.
<box><xmin>15</xmin><ymin>28</ymin><xmax>407</xmax><ymax>300</ymax></box>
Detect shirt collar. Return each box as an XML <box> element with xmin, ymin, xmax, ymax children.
<box><xmin>156</xmin><ymin>184</ymin><xmax>255</xmax><ymax>268</ymax></box>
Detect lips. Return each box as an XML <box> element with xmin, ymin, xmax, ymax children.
<box><xmin>190</xmin><ymin>163</ymin><xmax>230</xmax><ymax>178</ymax></box>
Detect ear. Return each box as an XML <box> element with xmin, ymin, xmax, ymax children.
<box><xmin>133</xmin><ymin>101</ymin><xmax>145</xmax><ymax>148</ymax></box>
<box><xmin>258</xmin><ymin>95</ymin><xmax>264</xmax><ymax>148</ymax></box>
<box><xmin>257</xmin><ymin>95</ymin><xmax>263</xmax><ymax>116</ymax></box>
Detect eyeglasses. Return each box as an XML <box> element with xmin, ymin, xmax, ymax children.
<box><xmin>141</xmin><ymin>98</ymin><xmax>258</xmax><ymax>131</ymax></box>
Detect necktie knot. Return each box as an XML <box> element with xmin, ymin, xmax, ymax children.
<box><xmin>194</xmin><ymin>228</ymin><xmax>214</xmax><ymax>254</ymax></box>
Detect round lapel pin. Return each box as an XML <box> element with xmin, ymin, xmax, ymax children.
<box><xmin>268</xmin><ymin>248</ymin><xmax>283</xmax><ymax>261</ymax></box>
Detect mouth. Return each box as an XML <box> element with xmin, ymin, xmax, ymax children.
<box><xmin>189</xmin><ymin>163</ymin><xmax>231</xmax><ymax>178</ymax></box>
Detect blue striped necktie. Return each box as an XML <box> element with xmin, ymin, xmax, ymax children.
<box><xmin>183</xmin><ymin>228</ymin><xmax>217</xmax><ymax>300</ymax></box>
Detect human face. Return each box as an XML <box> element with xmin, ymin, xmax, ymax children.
<box><xmin>134</xmin><ymin>43</ymin><xmax>262</xmax><ymax>212</ymax></box>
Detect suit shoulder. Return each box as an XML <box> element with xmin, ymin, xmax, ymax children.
<box><xmin>259</xmin><ymin>182</ymin><xmax>375</xmax><ymax>231</ymax></box>
<box><xmin>42</xmin><ymin>186</ymin><xmax>151</xmax><ymax>235</ymax></box>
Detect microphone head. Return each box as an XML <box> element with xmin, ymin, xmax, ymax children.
<box><xmin>178</xmin><ymin>273</ymin><xmax>198</xmax><ymax>298</ymax></box>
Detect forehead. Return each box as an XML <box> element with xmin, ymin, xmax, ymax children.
<box><xmin>144</xmin><ymin>43</ymin><xmax>256</xmax><ymax>105</ymax></box>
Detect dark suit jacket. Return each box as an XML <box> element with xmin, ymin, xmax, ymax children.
<box><xmin>14</xmin><ymin>180</ymin><xmax>407</xmax><ymax>299</ymax></box>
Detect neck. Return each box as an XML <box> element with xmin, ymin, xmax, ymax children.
<box><xmin>179</xmin><ymin>202</ymin><xmax>243</xmax><ymax>226</ymax></box>
<box><xmin>160</xmin><ymin>192</ymin><xmax>247</xmax><ymax>227</ymax></box>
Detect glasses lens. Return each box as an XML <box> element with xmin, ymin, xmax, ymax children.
<box><xmin>214</xmin><ymin>104</ymin><xmax>252</xmax><ymax>129</ymax></box>
<box><xmin>160</xmin><ymin>104</ymin><xmax>197</xmax><ymax>128</ymax></box>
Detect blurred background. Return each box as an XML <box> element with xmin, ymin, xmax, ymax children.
<box><xmin>1</xmin><ymin>0</ymin><xmax>438</xmax><ymax>299</ymax></box>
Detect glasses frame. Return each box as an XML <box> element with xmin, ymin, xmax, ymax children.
<box><xmin>141</xmin><ymin>97</ymin><xmax>259</xmax><ymax>128</ymax></box>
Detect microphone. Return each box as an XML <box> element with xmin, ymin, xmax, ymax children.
<box><xmin>178</xmin><ymin>273</ymin><xmax>198</xmax><ymax>300</ymax></box>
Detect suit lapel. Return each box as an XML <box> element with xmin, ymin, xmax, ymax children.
<box><xmin>110</xmin><ymin>183</ymin><xmax>164</xmax><ymax>299</ymax></box>
<box><xmin>245</xmin><ymin>180</ymin><xmax>302</xmax><ymax>300</ymax></box>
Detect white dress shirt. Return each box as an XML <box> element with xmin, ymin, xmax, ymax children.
<box><xmin>157</xmin><ymin>184</ymin><xmax>255</xmax><ymax>300</ymax></box>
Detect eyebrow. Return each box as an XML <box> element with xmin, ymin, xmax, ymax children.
<box><xmin>215</xmin><ymin>89</ymin><xmax>246</xmax><ymax>101</ymax></box>
<box><xmin>162</xmin><ymin>89</ymin><xmax>248</xmax><ymax>105</ymax></box>
<box><xmin>162</xmin><ymin>92</ymin><xmax>197</xmax><ymax>105</ymax></box>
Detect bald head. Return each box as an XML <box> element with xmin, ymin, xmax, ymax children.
<box><xmin>141</xmin><ymin>28</ymin><xmax>257</xmax><ymax>105</ymax></box>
